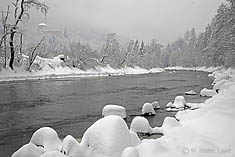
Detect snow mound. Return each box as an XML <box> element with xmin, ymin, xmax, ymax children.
<box><xmin>30</xmin><ymin>127</ymin><xmax>62</xmax><ymax>152</ymax></box>
<box><xmin>172</xmin><ymin>96</ymin><xmax>186</xmax><ymax>108</ymax></box>
<box><xmin>61</xmin><ymin>135</ymin><xmax>83</xmax><ymax>157</ymax></box>
<box><xmin>151</xmin><ymin>101</ymin><xmax>160</xmax><ymax>109</ymax></box>
<box><xmin>185</xmin><ymin>90</ymin><xmax>197</xmax><ymax>95</ymax></box>
<box><xmin>186</xmin><ymin>103</ymin><xmax>204</xmax><ymax>110</ymax></box>
<box><xmin>200</xmin><ymin>88</ymin><xmax>217</xmax><ymax>97</ymax></box>
<box><xmin>130</xmin><ymin>116</ymin><xmax>152</xmax><ymax>134</ymax></box>
<box><xmin>80</xmin><ymin>115</ymin><xmax>131</xmax><ymax>157</ymax></box>
<box><xmin>102</xmin><ymin>105</ymin><xmax>127</xmax><ymax>118</ymax></box>
<box><xmin>141</xmin><ymin>103</ymin><xmax>155</xmax><ymax>115</ymax></box>
<box><xmin>12</xmin><ymin>143</ymin><xmax>45</xmax><ymax>157</ymax></box>
<box><xmin>161</xmin><ymin>117</ymin><xmax>180</xmax><ymax>132</ymax></box>
<box><xmin>136</xmin><ymin>140</ymin><xmax>167</xmax><ymax>157</ymax></box>
<box><xmin>34</xmin><ymin>55</ymin><xmax>65</xmax><ymax>70</ymax></box>
<box><xmin>166</xmin><ymin>102</ymin><xmax>174</xmax><ymax>108</ymax></box>
<box><xmin>121</xmin><ymin>147</ymin><xmax>139</xmax><ymax>157</ymax></box>
<box><xmin>129</xmin><ymin>130</ymin><xmax>141</xmax><ymax>147</ymax></box>
<box><xmin>41</xmin><ymin>151</ymin><xmax>68</xmax><ymax>157</ymax></box>
<box><xmin>213</xmin><ymin>79</ymin><xmax>230</xmax><ymax>92</ymax></box>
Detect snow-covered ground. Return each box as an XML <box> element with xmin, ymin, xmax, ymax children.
<box><xmin>10</xmin><ymin>65</ymin><xmax>235</xmax><ymax>156</ymax></box>
<box><xmin>0</xmin><ymin>55</ymin><xmax>165</xmax><ymax>82</ymax></box>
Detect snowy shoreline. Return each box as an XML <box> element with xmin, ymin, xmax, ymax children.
<box><xmin>9</xmin><ymin>66</ymin><xmax>235</xmax><ymax>157</ymax></box>
<box><xmin>0</xmin><ymin>65</ymin><xmax>166</xmax><ymax>82</ymax></box>
<box><xmin>0</xmin><ymin>64</ymin><xmax>222</xmax><ymax>83</ymax></box>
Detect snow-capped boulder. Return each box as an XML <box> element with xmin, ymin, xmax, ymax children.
<box><xmin>166</xmin><ymin>108</ymin><xmax>182</xmax><ymax>112</ymax></box>
<box><xmin>186</xmin><ymin>103</ymin><xmax>203</xmax><ymax>110</ymax></box>
<box><xmin>130</xmin><ymin>116</ymin><xmax>152</xmax><ymax>134</ymax></box>
<box><xmin>141</xmin><ymin>103</ymin><xmax>155</xmax><ymax>115</ymax></box>
<box><xmin>61</xmin><ymin>135</ymin><xmax>83</xmax><ymax>157</ymax></box>
<box><xmin>172</xmin><ymin>96</ymin><xmax>186</xmax><ymax>108</ymax></box>
<box><xmin>80</xmin><ymin>115</ymin><xmax>131</xmax><ymax>157</ymax></box>
<box><xmin>151</xmin><ymin>101</ymin><xmax>160</xmax><ymax>109</ymax></box>
<box><xmin>12</xmin><ymin>143</ymin><xmax>45</xmax><ymax>157</ymax></box>
<box><xmin>185</xmin><ymin>90</ymin><xmax>197</xmax><ymax>95</ymax></box>
<box><xmin>161</xmin><ymin>117</ymin><xmax>180</xmax><ymax>132</ymax></box>
<box><xmin>41</xmin><ymin>151</ymin><xmax>68</xmax><ymax>157</ymax></box>
<box><xmin>200</xmin><ymin>88</ymin><xmax>217</xmax><ymax>97</ymax></box>
<box><xmin>30</xmin><ymin>127</ymin><xmax>62</xmax><ymax>152</ymax></box>
<box><xmin>129</xmin><ymin>130</ymin><xmax>141</xmax><ymax>147</ymax></box>
<box><xmin>166</xmin><ymin>102</ymin><xmax>174</xmax><ymax>108</ymax></box>
<box><xmin>102</xmin><ymin>105</ymin><xmax>127</xmax><ymax>118</ymax></box>
<box><xmin>121</xmin><ymin>147</ymin><xmax>139</xmax><ymax>157</ymax></box>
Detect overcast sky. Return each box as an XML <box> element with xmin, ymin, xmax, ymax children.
<box><xmin>1</xmin><ymin>0</ymin><xmax>226</xmax><ymax>44</ymax></box>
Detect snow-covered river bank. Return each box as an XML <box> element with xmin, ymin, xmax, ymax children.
<box><xmin>0</xmin><ymin>70</ymin><xmax>212</xmax><ymax>156</ymax></box>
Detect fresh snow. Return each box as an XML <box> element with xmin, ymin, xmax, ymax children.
<box><xmin>141</xmin><ymin>103</ymin><xmax>156</xmax><ymax>115</ymax></box>
<box><xmin>41</xmin><ymin>151</ymin><xmax>67</xmax><ymax>157</ymax></box>
<box><xmin>30</xmin><ymin>127</ymin><xmax>62</xmax><ymax>152</ymax></box>
<box><xmin>12</xmin><ymin>67</ymin><xmax>235</xmax><ymax>157</ymax></box>
<box><xmin>80</xmin><ymin>115</ymin><xmax>132</xmax><ymax>157</ymax></box>
<box><xmin>102</xmin><ymin>105</ymin><xmax>127</xmax><ymax>118</ymax></box>
<box><xmin>172</xmin><ymin>96</ymin><xmax>186</xmax><ymax>108</ymax></box>
<box><xmin>61</xmin><ymin>135</ymin><xmax>82</xmax><ymax>157</ymax></box>
<box><xmin>0</xmin><ymin>55</ymin><xmax>165</xmax><ymax>82</ymax></box>
<box><xmin>185</xmin><ymin>90</ymin><xmax>197</xmax><ymax>95</ymax></box>
<box><xmin>12</xmin><ymin>143</ymin><xmax>45</xmax><ymax>157</ymax></box>
<box><xmin>130</xmin><ymin>116</ymin><xmax>153</xmax><ymax>134</ymax></box>
<box><xmin>166</xmin><ymin>102</ymin><xmax>174</xmax><ymax>108</ymax></box>
<box><xmin>151</xmin><ymin>101</ymin><xmax>160</xmax><ymax>109</ymax></box>
<box><xmin>200</xmin><ymin>88</ymin><xmax>217</xmax><ymax>97</ymax></box>
<box><xmin>121</xmin><ymin>147</ymin><xmax>139</xmax><ymax>157</ymax></box>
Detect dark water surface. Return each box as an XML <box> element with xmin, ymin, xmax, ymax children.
<box><xmin>0</xmin><ymin>70</ymin><xmax>213</xmax><ymax>156</ymax></box>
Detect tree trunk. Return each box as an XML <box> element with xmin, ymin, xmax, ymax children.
<box><xmin>9</xmin><ymin>32</ymin><xmax>15</xmax><ymax>70</ymax></box>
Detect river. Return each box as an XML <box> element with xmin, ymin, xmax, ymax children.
<box><xmin>0</xmin><ymin>70</ymin><xmax>213</xmax><ymax>156</ymax></box>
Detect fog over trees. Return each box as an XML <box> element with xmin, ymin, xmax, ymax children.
<box><xmin>0</xmin><ymin>0</ymin><xmax>234</xmax><ymax>71</ymax></box>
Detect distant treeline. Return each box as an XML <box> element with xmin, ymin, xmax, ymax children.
<box><xmin>0</xmin><ymin>0</ymin><xmax>234</xmax><ymax>70</ymax></box>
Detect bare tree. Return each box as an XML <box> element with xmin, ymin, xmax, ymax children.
<box><xmin>27</xmin><ymin>36</ymin><xmax>44</xmax><ymax>71</ymax></box>
<box><xmin>8</xmin><ymin>0</ymin><xmax>48</xmax><ymax>70</ymax></box>
<box><xmin>0</xmin><ymin>6</ymin><xmax>10</xmax><ymax>68</ymax></box>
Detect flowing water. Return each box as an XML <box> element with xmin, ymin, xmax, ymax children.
<box><xmin>0</xmin><ymin>70</ymin><xmax>213</xmax><ymax>156</ymax></box>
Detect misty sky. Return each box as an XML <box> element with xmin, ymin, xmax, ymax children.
<box><xmin>1</xmin><ymin>0</ymin><xmax>226</xmax><ymax>44</ymax></box>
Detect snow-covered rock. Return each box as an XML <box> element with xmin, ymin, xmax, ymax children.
<box><xmin>130</xmin><ymin>116</ymin><xmax>152</xmax><ymax>134</ymax></box>
<box><xmin>151</xmin><ymin>101</ymin><xmax>160</xmax><ymax>109</ymax></box>
<box><xmin>102</xmin><ymin>105</ymin><xmax>127</xmax><ymax>118</ymax></box>
<box><xmin>121</xmin><ymin>147</ymin><xmax>139</xmax><ymax>157</ymax></box>
<box><xmin>61</xmin><ymin>135</ymin><xmax>83</xmax><ymax>157</ymax></box>
<box><xmin>161</xmin><ymin>117</ymin><xmax>180</xmax><ymax>132</ymax></box>
<box><xmin>41</xmin><ymin>151</ymin><xmax>68</xmax><ymax>157</ymax></box>
<box><xmin>30</xmin><ymin>127</ymin><xmax>62</xmax><ymax>152</ymax></box>
<box><xmin>141</xmin><ymin>103</ymin><xmax>155</xmax><ymax>115</ymax></box>
<box><xmin>12</xmin><ymin>143</ymin><xmax>45</xmax><ymax>157</ymax></box>
<box><xmin>80</xmin><ymin>115</ymin><xmax>131</xmax><ymax>157</ymax></box>
<box><xmin>166</xmin><ymin>107</ymin><xmax>182</xmax><ymax>112</ymax></box>
<box><xmin>186</xmin><ymin>103</ymin><xmax>203</xmax><ymax>110</ymax></box>
<box><xmin>200</xmin><ymin>88</ymin><xmax>217</xmax><ymax>97</ymax></box>
<box><xmin>129</xmin><ymin>130</ymin><xmax>141</xmax><ymax>147</ymax></box>
<box><xmin>172</xmin><ymin>96</ymin><xmax>186</xmax><ymax>108</ymax></box>
<box><xmin>166</xmin><ymin>102</ymin><xmax>174</xmax><ymax>108</ymax></box>
<box><xmin>185</xmin><ymin>90</ymin><xmax>197</xmax><ymax>95</ymax></box>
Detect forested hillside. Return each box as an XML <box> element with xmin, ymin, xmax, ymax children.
<box><xmin>0</xmin><ymin>0</ymin><xmax>234</xmax><ymax>71</ymax></box>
